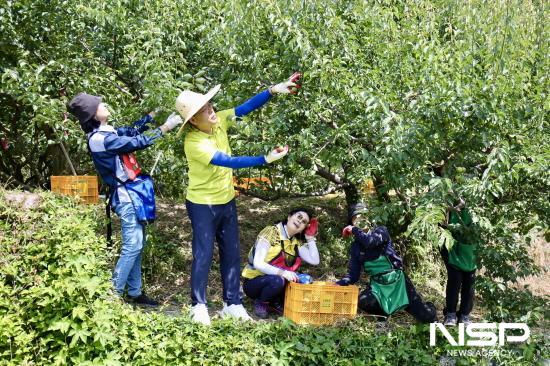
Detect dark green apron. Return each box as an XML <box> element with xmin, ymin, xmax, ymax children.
<box><xmin>448</xmin><ymin>210</ymin><xmax>478</xmax><ymax>272</ymax></box>
<box><xmin>364</xmin><ymin>255</ymin><xmax>409</xmax><ymax>315</ymax></box>
<box><xmin>448</xmin><ymin>242</ymin><xmax>477</xmax><ymax>272</ymax></box>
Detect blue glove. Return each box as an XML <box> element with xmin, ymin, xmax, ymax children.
<box><xmin>297</xmin><ymin>273</ymin><xmax>313</xmax><ymax>284</ymax></box>
<box><xmin>133</xmin><ymin>114</ymin><xmax>155</xmax><ymax>133</ymax></box>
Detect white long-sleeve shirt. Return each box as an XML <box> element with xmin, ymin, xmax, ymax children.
<box><xmin>252</xmin><ymin>224</ymin><xmax>320</xmax><ymax>276</ymax></box>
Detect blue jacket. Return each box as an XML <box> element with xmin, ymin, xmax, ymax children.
<box><xmin>339</xmin><ymin>226</ymin><xmax>404</xmax><ymax>285</ymax></box>
<box><xmin>87</xmin><ymin>116</ymin><xmax>162</xmax><ymax>206</ymax></box>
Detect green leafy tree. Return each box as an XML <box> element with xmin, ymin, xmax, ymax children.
<box><xmin>1</xmin><ymin>0</ymin><xmax>548</xmax><ymax>321</ymax></box>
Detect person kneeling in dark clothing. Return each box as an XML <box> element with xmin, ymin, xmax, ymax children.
<box><xmin>336</xmin><ymin>203</ymin><xmax>437</xmax><ymax>323</ymax></box>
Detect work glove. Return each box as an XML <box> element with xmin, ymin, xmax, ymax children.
<box><xmin>281</xmin><ymin>270</ymin><xmax>298</xmax><ymax>282</ymax></box>
<box><xmin>265</xmin><ymin>145</ymin><xmax>289</xmax><ymax>164</ymax></box>
<box><xmin>335</xmin><ymin>277</ymin><xmax>351</xmax><ymax>286</ymax></box>
<box><xmin>162</xmin><ymin>112</ymin><xmax>183</xmax><ymax>132</ymax></box>
<box><xmin>342</xmin><ymin>225</ymin><xmax>354</xmax><ymax>238</ymax></box>
<box><xmin>269</xmin><ymin>72</ymin><xmax>302</xmax><ymax>94</ymax></box>
<box><xmin>304</xmin><ymin>217</ymin><xmax>319</xmax><ymax>240</ymax></box>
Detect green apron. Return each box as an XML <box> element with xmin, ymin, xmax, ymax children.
<box><xmin>364</xmin><ymin>255</ymin><xmax>409</xmax><ymax>315</ymax></box>
<box><xmin>448</xmin><ymin>210</ymin><xmax>478</xmax><ymax>272</ymax></box>
<box><xmin>448</xmin><ymin>242</ymin><xmax>477</xmax><ymax>272</ymax></box>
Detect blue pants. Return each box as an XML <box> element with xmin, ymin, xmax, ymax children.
<box><xmin>113</xmin><ymin>202</ymin><xmax>145</xmax><ymax>297</ymax></box>
<box><xmin>186</xmin><ymin>199</ymin><xmax>242</xmax><ymax>306</ymax></box>
<box><xmin>243</xmin><ymin>275</ymin><xmax>286</xmax><ymax>303</ymax></box>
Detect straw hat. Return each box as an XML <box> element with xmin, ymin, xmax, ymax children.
<box><xmin>175</xmin><ymin>84</ymin><xmax>221</xmax><ymax>137</ymax></box>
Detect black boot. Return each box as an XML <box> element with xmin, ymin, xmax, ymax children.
<box><xmin>126</xmin><ymin>293</ymin><xmax>159</xmax><ymax>307</ymax></box>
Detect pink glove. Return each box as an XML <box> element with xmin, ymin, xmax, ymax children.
<box><xmin>304</xmin><ymin>217</ymin><xmax>318</xmax><ymax>238</ymax></box>
<box><xmin>342</xmin><ymin>225</ymin><xmax>354</xmax><ymax>238</ymax></box>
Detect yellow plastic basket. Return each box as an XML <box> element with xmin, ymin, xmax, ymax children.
<box><xmin>50</xmin><ymin>176</ymin><xmax>99</xmax><ymax>204</ymax></box>
<box><xmin>284</xmin><ymin>281</ymin><xmax>359</xmax><ymax>325</ymax></box>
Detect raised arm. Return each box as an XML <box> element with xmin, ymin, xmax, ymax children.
<box><xmin>299</xmin><ymin>217</ymin><xmax>320</xmax><ymax>265</ymax></box>
<box><xmin>234</xmin><ymin>73</ymin><xmax>301</xmax><ymax>118</ymax></box>
<box><xmin>102</xmin><ymin>129</ymin><xmax>162</xmax><ymax>154</ymax></box>
<box><xmin>100</xmin><ymin>113</ymin><xmax>182</xmax><ymax>155</ymax></box>
<box><xmin>210</xmin><ymin>151</ymin><xmax>266</xmax><ymax>169</ymax></box>
<box><xmin>336</xmin><ymin>242</ymin><xmax>363</xmax><ymax>285</ymax></box>
<box><xmin>234</xmin><ymin>90</ymin><xmax>272</xmax><ymax>117</ymax></box>
<box><xmin>298</xmin><ymin>239</ymin><xmax>320</xmax><ymax>265</ymax></box>
<box><xmin>209</xmin><ymin>146</ymin><xmax>289</xmax><ymax>169</ymax></box>
<box><xmin>351</xmin><ymin>226</ymin><xmax>391</xmax><ymax>251</ymax></box>
<box><xmin>116</xmin><ymin>114</ymin><xmax>156</xmax><ymax>136</ymax></box>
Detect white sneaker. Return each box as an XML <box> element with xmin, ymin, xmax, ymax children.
<box><xmin>220</xmin><ymin>303</ymin><xmax>252</xmax><ymax>321</ymax></box>
<box><xmin>190</xmin><ymin>304</ymin><xmax>211</xmax><ymax>325</ymax></box>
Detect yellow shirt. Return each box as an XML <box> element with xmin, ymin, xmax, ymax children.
<box><xmin>184</xmin><ymin>109</ymin><xmax>236</xmax><ymax>204</ymax></box>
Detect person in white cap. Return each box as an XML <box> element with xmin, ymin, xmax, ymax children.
<box><xmin>175</xmin><ymin>74</ymin><xmax>300</xmax><ymax>325</ymax></box>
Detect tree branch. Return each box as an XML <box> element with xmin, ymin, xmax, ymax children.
<box><xmin>80</xmin><ymin>40</ymin><xmax>139</xmax><ymax>99</ymax></box>
<box><xmin>235</xmin><ymin>183</ymin><xmax>351</xmax><ymax>201</ymax></box>
<box><xmin>296</xmin><ymin>157</ymin><xmax>345</xmax><ymax>185</ymax></box>
<box><xmin>317</xmin><ymin>112</ymin><xmax>374</xmax><ymax>151</ymax></box>
<box><xmin>0</xmin><ymin>170</ymin><xmax>32</xmax><ymax>191</ymax></box>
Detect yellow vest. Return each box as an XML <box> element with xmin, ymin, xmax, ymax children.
<box><xmin>242</xmin><ymin>223</ymin><xmax>302</xmax><ymax>279</ymax></box>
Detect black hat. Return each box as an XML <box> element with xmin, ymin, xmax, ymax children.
<box><xmin>68</xmin><ymin>93</ymin><xmax>101</xmax><ymax>124</ymax></box>
<box><xmin>347</xmin><ymin>202</ymin><xmax>367</xmax><ymax>224</ymax></box>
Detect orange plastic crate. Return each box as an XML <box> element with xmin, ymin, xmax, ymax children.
<box><xmin>284</xmin><ymin>281</ymin><xmax>359</xmax><ymax>325</ymax></box>
<box><xmin>233</xmin><ymin>177</ymin><xmax>271</xmax><ymax>196</ymax></box>
<box><xmin>50</xmin><ymin>176</ymin><xmax>99</xmax><ymax>204</ymax></box>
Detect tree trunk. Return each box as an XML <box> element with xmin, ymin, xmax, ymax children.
<box><xmin>343</xmin><ymin>183</ymin><xmax>360</xmax><ymax>207</ymax></box>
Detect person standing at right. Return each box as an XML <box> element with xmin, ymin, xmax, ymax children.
<box><xmin>441</xmin><ymin>198</ymin><xmax>479</xmax><ymax>326</ymax></box>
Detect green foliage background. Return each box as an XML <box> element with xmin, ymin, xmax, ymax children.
<box><xmin>0</xmin><ymin>0</ymin><xmax>548</xmax><ymax>364</ymax></box>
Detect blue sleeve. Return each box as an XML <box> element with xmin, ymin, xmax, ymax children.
<box><xmin>116</xmin><ymin>115</ymin><xmax>155</xmax><ymax>136</ymax></box>
<box><xmin>352</xmin><ymin>226</ymin><xmax>390</xmax><ymax>250</ymax></box>
<box><xmin>341</xmin><ymin>242</ymin><xmax>363</xmax><ymax>284</ymax></box>
<box><xmin>103</xmin><ymin>128</ymin><xmax>162</xmax><ymax>154</ymax></box>
<box><xmin>210</xmin><ymin>151</ymin><xmax>266</xmax><ymax>169</ymax></box>
<box><xmin>234</xmin><ymin>89</ymin><xmax>272</xmax><ymax>117</ymax></box>
<box><xmin>116</xmin><ymin>126</ymin><xmax>139</xmax><ymax>137</ymax></box>
<box><xmin>133</xmin><ymin>114</ymin><xmax>155</xmax><ymax>133</ymax></box>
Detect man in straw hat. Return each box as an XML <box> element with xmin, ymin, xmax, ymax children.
<box><xmin>175</xmin><ymin>74</ymin><xmax>299</xmax><ymax>324</ymax></box>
